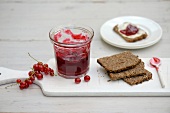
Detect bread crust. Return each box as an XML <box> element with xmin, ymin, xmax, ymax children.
<box><xmin>109</xmin><ymin>62</ymin><xmax>145</xmax><ymax>81</ymax></box>
<box><xmin>123</xmin><ymin>70</ymin><xmax>152</xmax><ymax>85</ymax></box>
<box><xmin>97</xmin><ymin>51</ymin><xmax>141</xmax><ymax>73</ymax></box>
<box><xmin>113</xmin><ymin>25</ymin><xmax>147</xmax><ymax>42</ymax></box>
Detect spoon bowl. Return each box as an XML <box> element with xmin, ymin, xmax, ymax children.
<box><xmin>150</xmin><ymin>57</ymin><xmax>161</xmax><ymax>70</ymax></box>
<box><xmin>150</xmin><ymin>57</ymin><xmax>165</xmax><ymax>88</ymax></box>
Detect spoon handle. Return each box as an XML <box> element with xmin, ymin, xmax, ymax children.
<box><xmin>157</xmin><ymin>69</ymin><xmax>165</xmax><ymax>88</ymax></box>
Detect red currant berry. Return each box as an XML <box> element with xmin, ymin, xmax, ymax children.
<box><xmin>44</xmin><ymin>71</ymin><xmax>49</xmax><ymax>75</ymax></box>
<box><xmin>37</xmin><ymin>62</ymin><xmax>43</xmax><ymax>65</ymax></box>
<box><xmin>38</xmin><ymin>64</ymin><xmax>44</xmax><ymax>72</ymax></box>
<box><xmin>20</xmin><ymin>81</ymin><xmax>26</xmax><ymax>86</ymax></box>
<box><xmin>44</xmin><ymin>68</ymin><xmax>49</xmax><ymax>75</ymax></box>
<box><xmin>43</xmin><ymin>64</ymin><xmax>48</xmax><ymax>68</ymax></box>
<box><xmin>29</xmin><ymin>76</ymin><xmax>35</xmax><ymax>81</ymax></box>
<box><xmin>84</xmin><ymin>75</ymin><xmax>90</xmax><ymax>82</ymax></box>
<box><xmin>33</xmin><ymin>64</ymin><xmax>39</xmax><ymax>71</ymax></box>
<box><xmin>36</xmin><ymin>73</ymin><xmax>43</xmax><ymax>80</ymax></box>
<box><xmin>50</xmin><ymin>72</ymin><xmax>54</xmax><ymax>76</ymax></box>
<box><xmin>50</xmin><ymin>69</ymin><xmax>54</xmax><ymax>73</ymax></box>
<box><xmin>16</xmin><ymin>79</ymin><xmax>21</xmax><ymax>83</ymax></box>
<box><xmin>28</xmin><ymin>71</ymin><xmax>34</xmax><ymax>76</ymax></box>
<box><xmin>25</xmin><ymin>79</ymin><xmax>33</xmax><ymax>85</ymax></box>
<box><xmin>49</xmin><ymin>69</ymin><xmax>54</xmax><ymax>76</ymax></box>
<box><xmin>27</xmin><ymin>79</ymin><xmax>33</xmax><ymax>85</ymax></box>
<box><xmin>49</xmin><ymin>68</ymin><xmax>52</xmax><ymax>72</ymax></box>
<box><xmin>25</xmin><ymin>79</ymin><xmax>29</xmax><ymax>84</ymax></box>
<box><xmin>34</xmin><ymin>71</ymin><xmax>40</xmax><ymax>77</ymax></box>
<box><xmin>75</xmin><ymin>78</ymin><xmax>81</xmax><ymax>84</ymax></box>
<box><xmin>19</xmin><ymin>85</ymin><xmax>25</xmax><ymax>90</ymax></box>
<box><xmin>25</xmin><ymin>82</ymin><xmax>29</xmax><ymax>88</ymax></box>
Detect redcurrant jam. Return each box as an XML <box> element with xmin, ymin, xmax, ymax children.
<box><xmin>153</xmin><ymin>57</ymin><xmax>160</xmax><ymax>64</ymax></box>
<box><xmin>52</xmin><ymin>29</ymin><xmax>92</xmax><ymax>78</ymax></box>
<box><xmin>120</xmin><ymin>24</ymin><xmax>139</xmax><ymax>36</ymax></box>
<box><xmin>56</xmin><ymin>52</ymin><xmax>90</xmax><ymax>76</ymax></box>
<box><xmin>55</xmin><ymin>45</ymin><xmax>90</xmax><ymax>77</ymax></box>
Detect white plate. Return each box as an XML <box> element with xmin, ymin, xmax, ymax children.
<box><xmin>100</xmin><ymin>16</ymin><xmax>162</xmax><ymax>49</ymax></box>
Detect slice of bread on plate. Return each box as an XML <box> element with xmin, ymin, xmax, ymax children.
<box><xmin>113</xmin><ymin>22</ymin><xmax>147</xmax><ymax>42</ymax></box>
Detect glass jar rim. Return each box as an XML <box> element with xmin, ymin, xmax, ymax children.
<box><xmin>49</xmin><ymin>24</ymin><xmax>94</xmax><ymax>47</ymax></box>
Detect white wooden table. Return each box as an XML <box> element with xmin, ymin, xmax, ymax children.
<box><xmin>0</xmin><ymin>0</ymin><xmax>170</xmax><ymax>112</ymax></box>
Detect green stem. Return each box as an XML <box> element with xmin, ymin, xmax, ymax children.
<box><xmin>28</xmin><ymin>53</ymin><xmax>39</xmax><ymax>62</ymax></box>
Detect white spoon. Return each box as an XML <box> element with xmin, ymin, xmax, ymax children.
<box><xmin>150</xmin><ymin>57</ymin><xmax>165</xmax><ymax>88</ymax></box>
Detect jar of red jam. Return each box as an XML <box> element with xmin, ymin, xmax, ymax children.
<box><xmin>49</xmin><ymin>25</ymin><xmax>94</xmax><ymax>79</ymax></box>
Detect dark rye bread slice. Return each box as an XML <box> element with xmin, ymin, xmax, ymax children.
<box><xmin>123</xmin><ymin>69</ymin><xmax>152</xmax><ymax>85</ymax></box>
<box><xmin>97</xmin><ymin>51</ymin><xmax>141</xmax><ymax>73</ymax></box>
<box><xmin>113</xmin><ymin>25</ymin><xmax>147</xmax><ymax>42</ymax></box>
<box><xmin>109</xmin><ymin>62</ymin><xmax>145</xmax><ymax>81</ymax></box>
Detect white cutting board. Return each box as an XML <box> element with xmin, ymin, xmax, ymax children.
<box><xmin>0</xmin><ymin>58</ymin><xmax>170</xmax><ymax>96</ymax></box>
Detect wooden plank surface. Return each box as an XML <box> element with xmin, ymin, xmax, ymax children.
<box><xmin>0</xmin><ymin>0</ymin><xmax>170</xmax><ymax>113</ymax></box>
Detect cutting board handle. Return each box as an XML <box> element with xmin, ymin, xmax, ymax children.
<box><xmin>0</xmin><ymin>67</ymin><xmax>28</xmax><ymax>85</ymax></box>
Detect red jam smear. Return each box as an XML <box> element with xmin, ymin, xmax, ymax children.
<box><xmin>120</xmin><ymin>24</ymin><xmax>139</xmax><ymax>36</ymax></box>
<box><xmin>153</xmin><ymin>57</ymin><xmax>160</xmax><ymax>64</ymax></box>
<box><xmin>64</xmin><ymin>29</ymin><xmax>73</xmax><ymax>35</ymax></box>
<box><xmin>54</xmin><ymin>29</ymin><xmax>88</xmax><ymax>44</ymax></box>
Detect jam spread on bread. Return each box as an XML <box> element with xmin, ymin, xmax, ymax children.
<box><xmin>120</xmin><ymin>24</ymin><xmax>139</xmax><ymax>36</ymax></box>
<box><xmin>114</xmin><ymin>22</ymin><xmax>147</xmax><ymax>42</ymax></box>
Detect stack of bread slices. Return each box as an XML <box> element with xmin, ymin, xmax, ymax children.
<box><xmin>97</xmin><ymin>51</ymin><xmax>152</xmax><ymax>85</ymax></box>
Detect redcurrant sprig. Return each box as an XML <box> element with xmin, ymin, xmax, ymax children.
<box><xmin>16</xmin><ymin>53</ymin><xmax>56</xmax><ymax>90</ymax></box>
